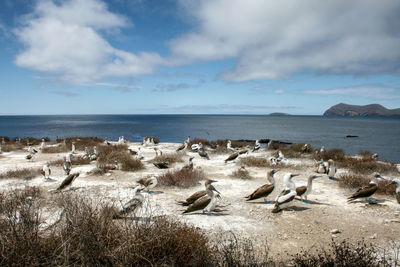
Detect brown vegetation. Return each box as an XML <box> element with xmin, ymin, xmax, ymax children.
<box><xmin>0</xmin><ymin>167</ymin><xmax>42</xmax><ymax>180</ymax></box>
<box><xmin>231</xmin><ymin>167</ymin><xmax>252</xmax><ymax>179</ymax></box>
<box><xmin>0</xmin><ymin>143</ymin><xmax>25</xmax><ymax>152</ymax></box>
<box><xmin>57</xmin><ymin>137</ymin><xmax>104</xmax><ymax>151</ymax></box>
<box><xmin>153</xmin><ymin>153</ymin><xmax>183</xmax><ymax>164</ymax></box>
<box><xmin>41</xmin><ymin>144</ymin><xmax>69</xmax><ymax>153</ymax></box>
<box><xmin>97</xmin><ymin>144</ymin><xmax>143</xmax><ymax>171</ymax></box>
<box><xmin>158</xmin><ymin>169</ymin><xmax>205</xmax><ymax>188</ymax></box>
<box><xmin>315</xmin><ymin>148</ymin><xmax>346</xmax><ymax>161</ymax></box>
<box><xmin>336</xmin><ymin>157</ymin><xmax>398</xmax><ymax>174</ymax></box>
<box><xmin>143</xmin><ymin>136</ymin><xmax>160</xmax><ymax>144</ymax></box>
<box><xmin>338</xmin><ymin>173</ymin><xmax>396</xmax><ymax>195</ymax></box>
<box><xmin>49</xmin><ymin>156</ymin><xmax>91</xmax><ymax>166</ymax></box>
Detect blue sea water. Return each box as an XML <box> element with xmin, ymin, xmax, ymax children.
<box><xmin>0</xmin><ymin>115</ymin><xmax>399</xmax><ymax>163</ymax></box>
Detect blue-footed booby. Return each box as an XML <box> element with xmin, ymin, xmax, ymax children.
<box><xmin>245</xmin><ymin>169</ymin><xmax>278</xmax><ymax>203</ymax></box>
<box><xmin>57</xmin><ymin>173</ymin><xmax>80</xmax><ymax>191</ymax></box>
<box><xmin>114</xmin><ymin>186</ymin><xmax>144</xmax><ymax>218</ymax></box>
<box><xmin>387</xmin><ymin>179</ymin><xmax>400</xmax><ymax>207</ymax></box>
<box><xmin>348</xmin><ymin>173</ymin><xmax>387</xmax><ymax>204</ymax></box>
<box><xmin>41</xmin><ymin>164</ymin><xmax>51</xmax><ymax>181</ymax></box>
<box><xmin>177</xmin><ymin>179</ymin><xmax>218</xmax><ymax>206</ymax></box>
<box><xmin>183</xmin><ymin>182</ymin><xmax>220</xmax><ymax>214</ymax></box>
<box><xmin>137</xmin><ymin>176</ymin><xmax>158</xmax><ymax>191</ymax></box>
<box><xmin>296</xmin><ymin>175</ymin><xmax>321</xmax><ymax>203</ymax></box>
<box><xmin>252</xmin><ymin>139</ymin><xmax>261</xmax><ymax>152</ymax></box>
<box><xmin>272</xmin><ymin>173</ymin><xmax>299</xmax><ymax>213</ymax></box>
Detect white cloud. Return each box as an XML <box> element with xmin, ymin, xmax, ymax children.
<box><xmin>14</xmin><ymin>0</ymin><xmax>163</xmax><ymax>84</ymax></box>
<box><xmin>304</xmin><ymin>86</ymin><xmax>400</xmax><ymax>99</ymax></box>
<box><xmin>171</xmin><ymin>0</ymin><xmax>400</xmax><ymax>81</ymax></box>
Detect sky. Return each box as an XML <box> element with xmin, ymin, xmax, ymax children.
<box><xmin>0</xmin><ymin>0</ymin><xmax>399</xmax><ymax>115</ymax></box>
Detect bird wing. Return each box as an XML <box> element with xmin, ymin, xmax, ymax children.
<box><xmin>176</xmin><ymin>144</ymin><xmax>185</xmax><ymax>151</ymax></box>
<box><xmin>185</xmin><ymin>190</ymin><xmax>207</xmax><ymax>204</ymax></box>
<box><xmin>225</xmin><ymin>153</ymin><xmax>239</xmax><ymax>162</ymax></box>
<box><xmin>396</xmin><ymin>192</ymin><xmax>400</xmax><ymax>205</ymax></box>
<box><xmin>40</xmin><ymin>170</ymin><xmax>45</xmax><ymax>177</ymax></box>
<box><xmin>119</xmin><ymin>198</ymin><xmax>142</xmax><ymax>216</ymax></box>
<box><xmin>276</xmin><ymin>191</ymin><xmax>296</xmax><ymax>205</ymax></box>
<box><xmin>137</xmin><ymin>178</ymin><xmax>147</xmax><ymax>186</ymax></box>
<box><xmin>348</xmin><ymin>184</ymin><xmax>378</xmax><ymax>200</ymax></box>
<box><xmin>296</xmin><ymin>186</ymin><xmax>307</xmax><ymax>196</ymax></box>
<box><xmin>245</xmin><ymin>184</ymin><xmax>274</xmax><ymax>200</ymax></box>
<box><xmin>57</xmin><ymin>173</ymin><xmax>79</xmax><ymax>190</ymax></box>
<box><xmin>183</xmin><ymin>196</ymin><xmax>211</xmax><ymax>213</ymax></box>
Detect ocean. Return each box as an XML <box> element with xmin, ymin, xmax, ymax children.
<box><xmin>0</xmin><ymin>115</ymin><xmax>399</xmax><ymax>163</ymax></box>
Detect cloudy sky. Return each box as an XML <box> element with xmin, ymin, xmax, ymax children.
<box><xmin>0</xmin><ymin>0</ymin><xmax>399</xmax><ymax>115</ymax></box>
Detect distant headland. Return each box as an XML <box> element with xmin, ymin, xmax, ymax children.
<box><xmin>323</xmin><ymin>103</ymin><xmax>400</xmax><ymax>117</ymax></box>
<box><xmin>268</xmin><ymin>112</ymin><xmax>291</xmax><ymax>116</ymax></box>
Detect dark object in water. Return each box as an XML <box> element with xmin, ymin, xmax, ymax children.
<box><xmin>346</xmin><ymin>135</ymin><xmax>359</xmax><ymax>138</ymax></box>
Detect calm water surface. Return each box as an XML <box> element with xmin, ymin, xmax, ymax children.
<box><xmin>0</xmin><ymin>115</ymin><xmax>399</xmax><ymax>163</ymax></box>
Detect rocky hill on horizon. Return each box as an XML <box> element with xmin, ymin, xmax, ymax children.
<box><xmin>323</xmin><ymin>103</ymin><xmax>400</xmax><ymax>117</ymax></box>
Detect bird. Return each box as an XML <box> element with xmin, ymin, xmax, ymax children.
<box><xmin>153</xmin><ymin>158</ymin><xmax>170</xmax><ymax>169</ymax></box>
<box><xmin>177</xmin><ymin>179</ymin><xmax>218</xmax><ymax>206</ymax></box>
<box><xmin>301</xmin><ymin>144</ymin><xmax>311</xmax><ymax>154</ymax></box>
<box><xmin>118</xmin><ymin>136</ymin><xmax>125</xmax><ymax>144</ymax></box>
<box><xmin>90</xmin><ymin>146</ymin><xmax>98</xmax><ymax>161</ymax></box>
<box><xmin>137</xmin><ymin>176</ymin><xmax>158</xmax><ymax>192</ymax></box>
<box><xmin>326</xmin><ymin>159</ymin><xmax>337</xmax><ymax>180</ymax></box>
<box><xmin>191</xmin><ymin>142</ymin><xmax>203</xmax><ymax>151</ymax></box>
<box><xmin>28</xmin><ymin>146</ymin><xmax>38</xmax><ymax>154</ymax></box>
<box><xmin>114</xmin><ymin>186</ymin><xmax>144</xmax><ymax>218</ymax></box>
<box><xmin>71</xmin><ymin>142</ymin><xmax>76</xmax><ymax>154</ymax></box>
<box><xmin>135</xmin><ymin>147</ymin><xmax>144</xmax><ymax>160</ymax></box>
<box><xmin>183</xmin><ymin>182</ymin><xmax>221</xmax><ymax>214</ymax></box>
<box><xmin>25</xmin><ymin>154</ymin><xmax>32</xmax><ymax>160</ymax></box>
<box><xmin>296</xmin><ymin>175</ymin><xmax>321</xmax><ymax>203</ymax></box>
<box><xmin>272</xmin><ymin>173</ymin><xmax>299</xmax><ymax>213</ymax></box>
<box><xmin>128</xmin><ymin>149</ymin><xmax>137</xmax><ymax>155</ymax></box>
<box><xmin>41</xmin><ymin>164</ymin><xmax>51</xmax><ymax>181</ymax></box>
<box><xmin>176</xmin><ymin>141</ymin><xmax>188</xmax><ymax>152</ymax></box>
<box><xmin>198</xmin><ymin>149</ymin><xmax>210</xmax><ymax>160</ymax></box>
<box><xmin>319</xmin><ymin>146</ymin><xmax>326</xmax><ymax>154</ymax></box>
<box><xmin>371</xmin><ymin>153</ymin><xmax>379</xmax><ymax>161</ymax></box>
<box><xmin>56</xmin><ymin>173</ymin><xmax>80</xmax><ymax>191</ymax></box>
<box><xmin>348</xmin><ymin>172</ymin><xmax>388</xmax><ymax>204</ymax></box>
<box><xmin>225</xmin><ymin>152</ymin><xmax>239</xmax><ymax>163</ymax></box>
<box><xmin>63</xmin><ymin>153</ymin><xmax>72</xmax><ymax>175</ymax></box>
<box><xmin>83</xmin><ymin>147</ymin><xmax>89</xmax><ymax>159</ymax></box>
<box><xmin>316</xmin><ymin>160</ymin><xmax>327</xmax><ymax>174</ymax></box>
<box><xmin>238</xmin><ymin>148</ymin><xmax>248</xmax><ymax>155</ymax></box>
<box><xmin>227</xmin><ymin>140</ymin><xmax>236</xmax><ymax>152</ymax></box>
<box><xmin>186</xmin><ymin>136</ymin><xmax>191</xmax><ymax>143</ymax></box>
<box><xmin>154</xmin><ymin>147</ymin><xmax>162</xmax><ymax>157</ymax></box>
<box><xmin>386</xmin><ymin>179</ymin><xmax>400</xmax><ymax>207</ymax></box>
<box><xmin>40</xmin><ymin>138</ymin><xmax>46</xmax><ymax>150</ymax></box>
<box><xmin>252</xmin><ymin>139</ymin><xmax>261</xmax><ymax>152</ymax></box>
<box><xmin>245</xmin><ymin>169</ymin><xmax>279</xmax><ymax>203</ymax></box>
<box><xmin>182</xmin><ymin>157</ymin><xmax>194</xmax><ymax>171</ymax></box>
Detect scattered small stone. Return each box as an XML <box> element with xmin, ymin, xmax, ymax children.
<box><xmin>331</xmin><ymin>234</ymin><xmax>338</xmax><ymax>238</ymax></box>
<box><xmin>369</xmin><ymin>234</ymin><xmax>377</xmax><ymax>239</ymax></box>
<box><xmin>330</xmin><ymin>229</ymin><xmax>341</xmax><ymax>234</ymax></box>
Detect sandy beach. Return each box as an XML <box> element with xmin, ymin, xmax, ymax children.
<box><xmin>1</xmin><ymin>139</ymin><xmax>399</xmax><ymax>261</ymax></box>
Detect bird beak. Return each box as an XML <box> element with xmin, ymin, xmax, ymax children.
<box><xmin>209</xmin><ymin>179</ymin><xmax>218</xmax><ymax>184</ymax></box>
<box><xmin>292</xmin><ymin>174</ymin><xmax>300</xmax><ymax>177</ymax></box>
<box><xmin>314</xmin><ymin>175</ymin><xmax>322</xmax><ymax>178</ymax></box>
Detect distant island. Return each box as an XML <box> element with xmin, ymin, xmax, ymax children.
<box><xmin>268</xmin><ymin>112</ymin><xmax>291</xmax><ymax>116</ymax></box>
<box><xmin>323</xmin><ymin>103</ymin><xmax>400</xmax><ymax>117</ymax></box>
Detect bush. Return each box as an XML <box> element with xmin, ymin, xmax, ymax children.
<box><xmin>57</xmin><ymin>137</ymin><xmax>104</xmax><ymax>151</ymax></box>
<box><xmin>239</xmin><ymin>157</ymin><xmax>272</xmax><ymax>168</ymax></box>
<box><xmin>188</xmin><ymin>138</ymin><xmax>213</xmax><ymax>148</ymax></box>
<box><xmin>358</xmin><ymin>150</ymin><xmax>372</xmax><ymax>159</ymax></box>
<box><xmin>49</xmin><ymin>156</ymin><xmax>91</xmax><ymax>166</ymax></box>
<box><xmin>231</xmin><ymin>167</ymin><xmax>252</xmax><ymax>179</ymax></box>
<box><xmin>0</xmin><ymin>143</ymin><xmax>25</xmax><ymax>152</ymax></box>
<box><xmin>97</xmin><ymin>144</ymin><xmax>143</xmax><ymax>171</ymax></box>
<box><xmin>292</xmin><ymin>239</ymin><xmax>388</xmax><ymax>267</ymax></box>
<box><xmin>336</xmin><ymin>158</ymin><xmax>398</xmax><ymax>174</ymax></box>
<box><xmin>338</xmin><ymin>173</ymin><xmax>396</xmax><ymax>195</ymax></box>
<box><xmin>42</xmin><ymin>144</ymin><xmax>69</xmax><ymax>153</ymax></box>
<box><xmin>0</xmin><ymin>168</ymin><xmax>42</xmax><ymax>180</ymax></box>
<box><xmin>314</xmin><ymin>148</ymin><xmax>346</xmax><ymax>161</ymax></box>
<box><xmin>158</xmin><ymin>169</ymin><xmax>205</xmax><ymax>188</ymax></box>
<box><xmin>153</xmin><ymin>153</ymin><xmax>183</xmax><ymax>164</ymax></box>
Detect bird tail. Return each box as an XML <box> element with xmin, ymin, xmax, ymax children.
<box><xmin>176</xmin><ymin>201</ymin><xmax>189</xmax><ymax>206</ymax></box>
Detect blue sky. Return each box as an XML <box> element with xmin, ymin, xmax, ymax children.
<box><xmin>0</xmin><ymin>0</ymin><xmax>399</xmax><ymax>115</ymax></box>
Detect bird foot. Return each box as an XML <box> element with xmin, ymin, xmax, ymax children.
<box><xmin>301</xmin><ymin>200</ymin><xmax>310</xmax><ymax>204</ymax></box>
<box><xmin>367</xmin><ymin>199</ymin><xmax>378</xmax><ymax>205</ymax></box>
<box><xmin>147</xmin><ymin>191</ymin><xmax>155</xmax><ymax>195</ymax></box>
<box><xmin>264</xmin><ymin>199</ymin><xmax>272</xmax><ymax>204</ymax></box>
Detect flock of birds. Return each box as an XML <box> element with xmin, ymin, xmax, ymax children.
<box><xmin>1</xmin><ymin>136</ymin><xmax>400</xmax><ymax>217</ymax></box>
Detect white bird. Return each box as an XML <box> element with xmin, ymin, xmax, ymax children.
<box><xmin>71</xmin><ymin>142</ymin><xmax>76</xmax><ymax>154</ymax></box>
<box><xmin>154</xmin><ymin>147</ymin><xmax>162</xmax><ymax>157</ymax></box>
<box><xmin>186</xmin><ymin>136</ymin><xmax>191</xmax><ymax>143</ymax></box>
<box><xmin>227</xmin><ymin>140</ymin><xmax>235</xmax><ymax>151</ymax></box>
<box><xmin>63</xmin><ymin>153</ymin><xmax>72</xmax><ymax>175</ymax></box>
<box><xmin>387</xmin><ymin>179</ymin><xmax>400</xmax><ymax>208</ymax></box>
<box><xmin>137</xmin><ymin>176</ymin><xmax>158</xmax><ymax>192</ymax></box>
<box><xmin>276</xmin><ymin>150</ymin><xmax>285</xmax><ymax>163</ymax></box>
<box><xmin>320</xmin><ymin>146</ymin><xmax>326</xmax><ymax>154</ymax></box>
<box><xmin>40</xmin><ymin>139</ymin><xmax>46</xmax><ymax>150</ymax></box>
<box><xmin>90</xmin><ymin>146</ymin><xmax>98</xmax><ymax>161</ymax></box>
<box><xmin>252</xmin><ymin>139</ymin><xmax>261</xmax><ymax>152</ymax></box>
<box><xmin>136</xmin><ymin>147</ymin><xmax>144</xmax><ymax>160</ymax></box>
<box><xmin>296</xmin><ymin>175</ymin><xmax>321</xmax><ymax>202</ymax></box>
<box><xmin>191</xmin><ymin>142</ymin><xmax>203</xmax><ymax>151</ymax></box>
<box><xmin>41</xmin><ymin>164</ymin><xmax>51</xmax><ymax>181</ymax></box>
<box><xmin>272</xmin><ymin>173</ymin><xmax>299</xmax><ymax>213</ymax></box>
<box><xmin>316</xmin><ymin>160</ymin><xmax>327</xmax><ymax>174</ymax></box>
<box><xmin>327</xmin><ymin>159</ymin><xmax>337</xmax><ymax>180</ymax></box>
<box><xmin>83</xmin><ymin>147</ymin><xmax>89</xmax><ymax>158</ymax></box>
<box><xmin>28</xmin><ymin>146</ymin><xmax>38</xmax><ymax>154</ymax></box>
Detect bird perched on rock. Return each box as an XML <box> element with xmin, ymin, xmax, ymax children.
<box><xmin>56</xmin><ymin>173</ymin><xmax>80</xmax><ymax>191</ymax></box>
<box><xmin>177</xmin><ymin>179</ymin><xmax>218</xmax><ymax>206</ymax></box>
<box><xmin>348</xmin><ymin>173</ymin><xmax>388</xmax><ymax>204</ymax></box>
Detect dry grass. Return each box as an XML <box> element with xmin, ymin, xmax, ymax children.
<box><xmin>336</xmin><ymin>158</ymin><xmax>398</xmax><ymax>175</ymax></box>
<box><xmin>314</xmin><ymin>148</ymin><xmax>346</xmax><ymax>161</ymax></box>
<box><xmin>0</xmin><ymin>168</ymin><xmax>42</xmax><ymax>180</ymax></box>
<box><xmin>20</xmin><ymin>137</ymin><xmax>50</xmax><ymax>145</ymax></box>
<box><xmin>279</xmin><ymin>143</ymin><xmax>315</xmax><ymax>158</ymax></box>
<box><xmin>41</xmin><ymin>144</ymin><xmax>69</xmax><ymax>153</ymax></box>
<box><xmin>266</xmin><ymin>140</ymin><xmax>286</xmax><ymax>150</ymax></box>
<box><xmin>0</xmin><ymin>143</ymin><xmax>25</xmax><ymax>152</ymax></box>
<box><xmin>49</xmin><ymin>156</ymin><xmax>91</xmax><ymax>166</ymax></box>
<box><xmin>152</xmin><ymin>153</ymin><xmax>183</xmax><ymax>164</ymax></box>
<box><xmin>97</xmin><ymin>144</ymin><xmax>143</xmax><ymax>171</ymax></box>
<box><xmin>358</xmin><ymin>150</ymin><xmax>372</xmax><ymax>159</ymax></box>
<box><xmin>338</xmin><ymin>173</ymin><xmax>396</xmax><ymax>195</ymax></box>
<box><xmin>158</xmin><ymin>169</ymin><xmax>205</xmax><ymax>188</ymax></box>
<box><xmin>188</xmin><ymin>138</ymin><xmax>213</xmax><ymax>148</ymax></box>
<box><xmin>57</xmin><ymin>137</ymin><xmax>104</xmax><ymax>151</ymax></box>
<box><xmin>239</xmin><ymin>156</ymin><xmax>273</xmax><ymax>168</ymax></box>
<box><xmin>231</xmin><ymin>168</ymin><xmax>252</xmax><ymax>179</ymax></box>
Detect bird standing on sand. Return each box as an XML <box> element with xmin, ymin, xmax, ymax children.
<box><xmin>326</xmin><ymin>159</ymin><xmax>337</xmax><ymax>180</ymax></box>
<box><xmin>41</xmin><ymin>164</ymin><xmax>51</xmax><ymax>181</ymax></box>
<box><xmin>83</xmin><ymin>147</ymin><xmax>89</xmax><ymax>159</ymax></box>
<box><xmin>272</xmin><ymin>173</ymin><xmax>299</xmax><ymax>213</ymax></box>
<box><xmin>245</xmin><ymin>169</ymin><xmax>278</xmax><ymax>203</ymax></box>
<box><xmin>198</xmin><ymin>149</ymin><xmax>210</xmax><ymax>160</ymax></box>
<box><xmin>63</xmin><ymin>153</ymin><xmax>72</xmax><ymax>175</ymax></box>
<box><xmin>182</xmin><ymin>157</ymin><xmax>194</xmax><ymax>171</ymax></box>
<box><xmin>90</xmin><ymin>146</ymin><xmax>98</xmax><ymax>161</ymax></box>
<box><xmin>57</xmin><ymin>173</ymin><xmax>80</xmax><ymax>191</ymax></box>
<box><xmin>178</xmin><ymin>179</ymin><xmax>219</xmax><ymax>206</ymax></box>
<box><xmin>348</xmin><ymin>173</ymin><xmax>387</xmax><ymax>204</ymax></box>
<box><xmin>316</xmin><ymin>160</ymin><xmax>327</xmax><ymax>174</ymax></box>
<box><xmin>40</xmin><ymin>138</ymin><xmax>46</xmax><ymax>150</ymax></box>
<box><xmin>296</xmin><ymin>175</ymin><xmax>321</xmax><ymax>203</ymax></box>
<box><xmin>176</xmin><ymin>141</ymin><xmax>188</xmax><ymax>152</ymax></box>
<box><xmin>387</xmin><ymin>179</ymin><xmax>400</xmax><ymax>207</ymax></box>
<box><xmin>225</xmin><ymin>152</ymin><xmax>239</xmax><ymax>163</ymax></box>
<box><xmin>115</xmin><ymin>186</ymin><xmax>144</xmax><ymax>218</ymax></box>
<box><xmin>252</xmin><ymin>139</ymin><xmax>261</xmax><ymax>152</ymax></box>
<box><xmin>136</xmin><ymin>147</ymin><xmax>144</xmax><ymax>160</ymax></box>
<box><xmin>28</xmin><ymin>146</ymin><xmax>38</xmax><ymax>154</ymax></box>
<box><xmin>227</xmin><ymin>140</ymin><xmax>235</xmax><ymax>152</ymax></box>
<box><xmin>154</xmin><ymin>147</ymin><xmax>162</xmax><ymax>157</ymax></box>
<box><xmin>183</xmin><ymin>182</ymin><xmax>221</xmax><ymax>214</ymax></box>
<box><xmin>191</xmin><ymin>142</ymin><xmax>203</xmax><ymax>151</ymax></box>
<box><xmin>71</xmin><ymin>142</ymin><xmax>76</xmax><ymax>154</ymax></box>
<box><xmin>153</xmin><ymin>158</ymin><xmax>170</xmax><ymax>169</ymax></box>
<box><xmin>137</xmin><ymin>176</ymin><xmax>158</xmax><ymax>192</ymax></box>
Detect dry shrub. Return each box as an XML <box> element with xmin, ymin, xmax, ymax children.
<box><xmin>292</xmin><ymin>239</ymin><xmax>389</xmax><ymax>267</ymax></box>
<box><xmin>143</xmin><ymin>136</ymin><xmax>160</xmax><ymax>144</ymax></box>
<box><xmin>49</xmin><ymin>156</ymin><xmax>91</xmax><ymax>166</ymax></box>
<box><xmin>314</xmin><ymin>149</ymin><xmax>346</xmax><ymax>161</ymax></box>
<box><xmin>97</xmin><ymin>144</ymin><xmax>143</xmax><ymax>171</ymax></box>
<box><xmin>158</xmin><ymin>169</ymin><xmax>205</xmax><ymax>188</ymax></box>
<box><xmin>0</xmin><ymin>168</ymin><xmax>42</xmax><ymax>180</ymax></box>
<box><xmin>266</xmin><ymin>140</ymin><xmax>286</xmax><ymax>150</ymax></box>
<box><xmin>0</xmin><ymin>136</ymin><xmax>10</xmax><ymax>142</ymax></box>
<box><xmin>240</xmin><ymin>157</ymin><xmax>272</xmax><ymax>168</ymax></box>
<box><xmin>358</xmin><ymin>150</ymin><xmax>372</xmax><ymax>159</ymax></box>
<box><xmin>57</xmin><ymin>137</ymin><xmax>104</xmax><ymax>150</ymax></box>
<box><xmin>153</xmin><ymin>153</ymin><xmax>183</xmax><ymax>164</ymax></box>
<box><xmin>1</xmin><ymin>143</ymin><xmax>25</xmax><ymax>152</ymax></box>
<box><xmin>231</xmin><ymin>168</ymin><xmax>252</xmax><ymax>179</ymax></box>
<box><xmin>0</xmin><ymin>190</ymin><xmax>213</xmax><ymax>266</ymax></box>
<box><xmin>42</xmin><ymin>144</ymin><xmax>69</xmax><ymax>153</ymax></box>
<box><xmin>188</xmin><ymin>138</ymin><xmax>212</xmax><ymax>148</ymax></box>
<box><xmin>336</xmin><ymin>158</ymin><xmax>398</xmax><ymax>174</ymax></box>
<box><xmin>20</xmin><ymin>137</ymin><xmax>50</xmax><ymax>145</ymax></box>
<box><xmin>279</xmin><ymin>143</ymin><xmax>315</xmax><ymax>158</ymax></box>
<box><xmin>87</xmin><ymin>167</ymin><xmax>107</xmax><ymax>176</ymax></box>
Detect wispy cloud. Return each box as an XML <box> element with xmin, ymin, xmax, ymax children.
<box><xmin>94</xmin><ymin>82</ymin><xmax>142</xmax><ymax>92</ymax></box>
<box><xmin>52</xmin><ymin>90</ymin><xmax>80</xmax><ymax>97</ymax></box>
<box><xmin>154</xmin><ymin>79</ymin><xmax>205</xmax><ymax>92</ymax></box>
<box><xmin>304</xmin><ymin>86</ymin><xmax>400</xmax><ymax>99</ymax></box>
